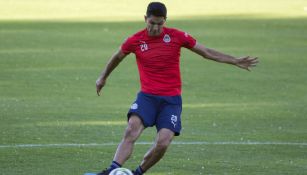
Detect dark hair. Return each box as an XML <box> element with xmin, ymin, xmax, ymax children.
<box><xmin>146</xmin><ymin>2</ymin><xmax>167</xmax><ymax>18</ymax></box>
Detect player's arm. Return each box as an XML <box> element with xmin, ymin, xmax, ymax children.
<box><xmin>96</xmin><ymin>49</ymin><xmax>128</xmax><ymax>96</ymax></box>
<box><xmin>190</xmin><ymin>42</ymin><xmax>258</xmax><ymax>71</ymax></box>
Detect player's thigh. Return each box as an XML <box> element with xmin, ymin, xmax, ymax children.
<box><xmin>124</xmin><ymin>115</ymin><xmax>145</xmax><ymax>141</ymax></box>
<box><xmin>127</xmin><ymin>92</ymin><xmax>159</xmax><ymax>127</ymax></box>
<box><xmin>156</xmin><ymin>104</ymin><xmax>182</xmax><ymax>136</ymax></box>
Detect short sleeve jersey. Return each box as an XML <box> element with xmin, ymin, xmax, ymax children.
<box><xmin>121</xmin><ymin>27</ymin><xmax>196</xmax><ymax>96</ymax></box>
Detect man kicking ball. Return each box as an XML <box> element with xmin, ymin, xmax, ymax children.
<box><xmin>94</xmin><ymin>2</ymin><xmax>258</xmax><ymax>175</ymax></box>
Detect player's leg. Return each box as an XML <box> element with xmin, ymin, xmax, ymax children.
<box><xmin>135</xmin><ymin>128</ymin><xmax>174</xmax><ymax>174</ymax></box>
<box><xmin>133</xmin><ymin>95</ymin><xmax>182</xmax><ymax>175</ymax></box>
<box><xmin>97</xmin><ymin>115</ymin><xmax>144</xmax><ymax>175</ymax></box>
<box><xmin>97</xmin><ymin>92</ymin><xmax>157</xmax><ymax>175</ymax></box>
<box><xmin>115</xmin><ymin>92</ymin><xmax>158</xmax><ymax>165</ymax></box>
<box><xmin>113</xmin><ymin>115</ymin><xmax>145</xmax><ymax>164</ymax></box>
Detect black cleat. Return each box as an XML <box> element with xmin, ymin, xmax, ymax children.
<box><xmin>96</xmin><ymin>168</ymin><xmax>112</xmax><ymax>175</ymax></box>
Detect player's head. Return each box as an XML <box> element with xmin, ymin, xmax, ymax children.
<box><xmin>145</xmin><ymin>2</ymin><xmax>167</xmax><ymax>36</ymax></box>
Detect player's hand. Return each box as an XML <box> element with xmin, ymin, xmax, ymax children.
<box><xmin>235</xmin><ymin>56</ymin><xmax>258</xmax><ymax>71</ymax></box>
<box><xmin>96</xmin><ymin>78</ymin><xmax>106</xmax><ymax>96</ymax></box>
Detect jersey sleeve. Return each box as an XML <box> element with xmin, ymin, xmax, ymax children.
<box><xmin>121</xmin><ymin>36</ymin><xmax>136</xmax><ymax>54</ymax></box>
<box><xmin>177</xmin><ymin>30</ymin><xmax>197</xmax><ymax>49</ymax></box>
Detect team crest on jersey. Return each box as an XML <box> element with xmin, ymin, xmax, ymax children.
<box><xmin>163</xmin><ymin>34</ymin><xmax>171</xmax><ymax>43</ymax></box>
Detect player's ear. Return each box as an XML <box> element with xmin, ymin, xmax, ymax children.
<box><xmin>144</xmin><ymin>15</ymin><xmax>147</xmax><ymax>23</ymax></box>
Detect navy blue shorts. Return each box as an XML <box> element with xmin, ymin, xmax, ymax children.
<box><xmin>127</xmin><ymin>91</ymin><xmax>182</xmax><ymax>136</ymax></box>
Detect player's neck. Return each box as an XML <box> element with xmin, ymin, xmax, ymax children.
<box><xmin>147</xmin><ymin>28</ymin><xmax>164</xmax><ymax>37</ymax></box>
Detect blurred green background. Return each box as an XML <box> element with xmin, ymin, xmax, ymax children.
<box><xmin>0</xmin><ymin>0</ymin><xmax>306</xmax><ymax>20</ymax></box>
<box><xmin>0</xmin><ymin>0</ymin><xmax>307</xmax><ymax>175</ymax></box>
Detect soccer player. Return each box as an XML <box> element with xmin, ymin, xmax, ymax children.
<box><xmin>95</xmin><ymin>2</ymin><xmax>258</xmax><ymax>175</ymax></box>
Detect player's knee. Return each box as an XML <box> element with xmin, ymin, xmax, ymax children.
<box><xmin>123</xmin><ymin>126</ymin><xmax>139</xmax><ymax>142</ymax></box>
<box><xmin>123</xmin><ymin>119</ymin><xmax>142</xmax><ymax>142</ymax></box>
<box><xmin>155</xmin><ymin>137</ymin><xmax>172</xmax><ymax>151</ymax></box>
<box><xmin>155</xmin><ymin>128</ymin><xmax>174</xmax><ymax>150</ymax></box>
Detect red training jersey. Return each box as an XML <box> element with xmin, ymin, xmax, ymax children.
<box><xmin>121</xmin><ymin>27</ymin><xmax>196</xmax><ymax>96</ymax></box>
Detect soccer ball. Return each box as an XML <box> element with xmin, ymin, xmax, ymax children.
<box><xmin>109</xmin><ymin>168</ymin><xmax>133</xmax><ymax>175</ymax></box>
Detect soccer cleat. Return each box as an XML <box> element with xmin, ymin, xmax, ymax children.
<box><xmin>96</xmin><ymin>168</ymin><xmax>112</xmax><ymax>175</ymax></box>
<box><xmin>84</xmin><ymin>168</ymin><xmax>112</xmax><ymax>175</ymax></box>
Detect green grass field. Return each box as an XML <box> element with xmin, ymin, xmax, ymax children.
<box><xmin>1</xmin><ymin>0</ymin><xmax>307</xmax><ymax>174</ymax></box>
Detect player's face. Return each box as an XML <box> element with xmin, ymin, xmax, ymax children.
<box><xmin>145</xmin><ymin>15</ymin><xmax>165</xmax><ymax>36</ymax></box>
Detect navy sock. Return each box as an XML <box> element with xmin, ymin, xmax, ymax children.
<box><xmin>134</xmin><ymin>166</ymin><xmax>144</xmax><ymax>175</ymax></box>
<box><xmin>108</xmin><ymin>161</ymin><xmax>121</xmax><ymax>171</ymax></box>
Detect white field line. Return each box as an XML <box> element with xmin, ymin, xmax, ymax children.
<box><xmin>0</xmin><ymin>141</ymin><xmax>307</xmax><ymax>149</ymax></box>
